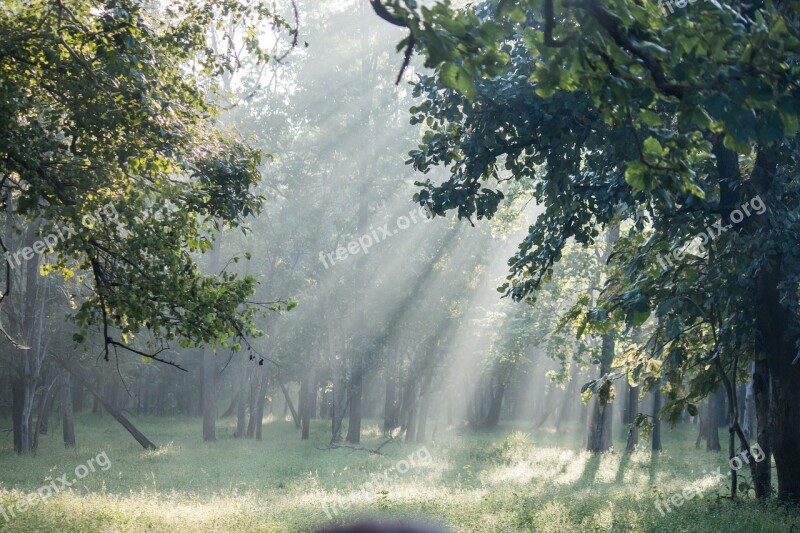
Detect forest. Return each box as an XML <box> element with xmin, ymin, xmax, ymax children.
<box><xmin>1</xmin><ymin>0</ymin><xmax>799</xmax><ymax>531</ymax></box>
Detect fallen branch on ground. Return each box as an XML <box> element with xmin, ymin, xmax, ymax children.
<box><xmin>316</xmin><ymin>434</ymin><xmax>394</xmax><ymax>455</ymax></box>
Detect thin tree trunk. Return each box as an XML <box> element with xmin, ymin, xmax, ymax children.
<box><xmin>235</xmin><ymin>357</ymin><xmax>247</xmax><ymax>438</ymax></box>
<box><xmin>625</xmin><ymin>385</ymin><xmax>639</xmax><ymax>451</ymax></box>
<box><xmin>345</xmin><ymin>364</ymin><xmax>363</xmax><ymax>444</ymax></box>
<box><xmin>246</xmin><ymin>367</ymin><xmax>262</xmax><ymax>438</ymax></box>
<box><xmin>33</xmin><ymin>375</ymin><xmax>59</xmax><ymax>449</ymax></box>
<box><xmin>10</xmin><ymin>373</ymin><xmax>24</xmax><ymax>452</ymax></box>
<box><xmin>328</xmin><ymin>312</ymin><xmax>345</xmax><ymax>443</ymax></box>
<box><xmin>587</xmin><ymin>331</ymin><xmax>615</xmax><ymax>452</ymax></box>
<box><xmin>652</xmin><ymin>389</ymin><xmax>662</xmax><ymax>452</ymax></box>
<box><xmin>416</xmin><ymin>374</ymin><xmax>433</xmax><ymax>443</ymax></box>
<box><xmin>202</xmin><ymin>345</ymin><xmax>217</xmax><ymax>441</ymax></box>
<box><xmin>483</xmin><ymin>377</ymin><xmax>506</xmax><ymax>429</ymax></box>
<box><xmin>706</xmin><ymin>390</ymin><xmax>721</xmax><ymax>451</ymax></box>
<box><xmin>61</xmin><ymin>371</ymin><xmax>76</xmax><ymax>448</ymax></box>
<box><xmin>255</xmin><ymin>369</ymin><xmax>269</xmax><ymax>441</ymax></box>
<box><xmin>301</xmin><ymin>368</ymin><xmax>315</xmax><ymax>440</ymax></box>
<box><xmin>279</xmin><ymin>381</ymin><xmax>301</xmax><ymax>428</ymax></box>
<box><xmin>533</xmin><ymin>386</ymin><xmax>557</xmax><ymax>429</ymax></box>
<box><xmin>383</xmin><ymin>366</ymin><xmax>399</xmax><ymax>431</ymax></box>
<box><xmin>221</xmin><ymin>391</ymin><xmax>239</xmax><ymax>418</ymax></box>
<box><xmin>202</xmin><ymin>237</ymin><xmax>221</xmax><ymax>441</ymax></box>
<box><xmin>587</xmin><ymin>226</ymin><xmax>618</xmax><ymax>453</ymax></box>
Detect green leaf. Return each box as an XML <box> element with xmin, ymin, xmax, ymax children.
<box><xmin>439</xmin><ymin>63</ymin><xmax>476</xmax><ymax>100</ymax></box>
<box><xmin>642</xmin><ymin>137</ymin><xmax>663</xmax><ymax>156</ymax></box>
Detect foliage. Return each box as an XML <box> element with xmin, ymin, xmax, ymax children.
<box><xmin>380</xmin><ymin>0</ymin><xmax>800</xmax><ymax>425</ymax></box>
<box><xmin>0</xmin><ymin>0</ymin><xmax>295</xmax><ymax>361</ymax></box>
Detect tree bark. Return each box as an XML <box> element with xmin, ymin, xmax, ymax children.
<box><xmin>587</xmin><ymin>226</ymin><xmax>618</xmax><ymax>453</ymax></box>
<box><xmin>753</xmin><ymin>358</ymin><xmax>772</xmax><ymax>498</ymax></box>
<box><xmin>652</xmin><ymin>389</ymin><xmax>662</xmax><ymax>452</ymax></box>
<box><xmin>61</xmin><ymin>371</ymin><xmax>76</xmax><ymax>448</ymax></box>
<box><xmin>383</xmin><ymin>364</ymin><xmax>399</xmax><ymax>431</ymax></box>
<box><xmin>246</xmin><ymin>366</ymin><xmax>262</xmax><ymax>438</ymax></box>
<box><xmin>587</xmin><ymin>331</ymin><xmax>615</xmax><ymax>452</ymax></box>
<box><xmin>301</xmin><ymin>368</ymin><xmax>315</xmax><ymax>441</ymax></box>
<box><xmin>345</xmin><ymin>364</ymin><xmax>363</xmax><ymax>444</ymax></box>
<box><xmin>202</xmin><ymin>237</ymin><xmax>221</xmax><ymax>441</ymax></box>
<box><xmin>706</xmin><ymin>390</ymin><xmax>721</xmax><ymax>451</ymax></box>
<box><xmin>221</xmin><ymin>390</ymin><xmax>239</xmax><ymax>418</ymax></box>
<box><xmin>750</xmin><ymin>144</ymin><xmax>799</xmax><ymax>500</ymax></box>
<box><xmin>10</xmin><ymin>373</ymin><xmax>24</xmax><ymax>452</ymax></box>
<box><xmin>483</xmin><ymin>377</ymin><xmax>506</xmax><ymax>429</ymax></box>
<box><xmin>279</xmin><ymin>381</ymin><xmax>301</xmax><ymax>428</ymax></box>
<box><xmin>201</xmin><ymin>344</ymin><xmax>217</xmax><ymax>441</ymax></box>
<box><xmin>255</xmin><ymin>368</ymin><xmax>269</xmax><ymax>441</ymax></box>
<box><xmin>625</xmin><ymin>384</ymin><xmax>639</xmax><ymax>451</ymax></box>
<box><xmin>416</xmin><ymin>374</ymin><xmax>433</xmax><ymax>443</ymax></box>
<box><xmin>33</xmin><ymin>374</ymin><xmax>59</xmax><ymax>449</ymax></box>
<box><xmin>235</xmin><ymin>356</ymin><xmax>247</xmax><ymax>438</ymax></box>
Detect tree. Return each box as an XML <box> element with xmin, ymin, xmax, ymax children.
<box><xmin>376</xmin><ymin>0</ymin><xmax>800</xmax><ymax>499</ymax></box>
<box><xmin>1</xmin><ymin>0</ymin><xmax>297</xmax><ymax>451</ymax></box>
<box><xmin>0</xmin><ymin>0</ymin><xmax>297</xmax><ymax>364</ymax></box>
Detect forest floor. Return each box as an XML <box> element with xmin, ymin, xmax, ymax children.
<box><xmin>0</xmin><ymin>415</ymin><xmax>796</xmax><ymax>532</ymax></box>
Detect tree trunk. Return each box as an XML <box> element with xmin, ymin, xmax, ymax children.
<box><xmin>235</xmin><ymin>357</ymin><xmax>247</xmax><ymax>438</ymax></box>
<box><xmin>246</xmin><ymin>367</ymin><xmax>261</xmax><ymax>438</ymax></box>
<box><xmin>652</xmin><ymin>389</ymin><xmax>662</xmax><ymax>452</ymax></box>
<box><xmin>33</xmin><ymin>375</ymin><xmax>59</xmax><ymax>449</ymax></box>
<box><xmin>327</xmin><ymin>308</ymin><xmax>345</xmax><ymax>443</ymax></box>
<box><xmin>768</xmin><ymin>361</ymin><xmax>800</xmax><ymax>500</ymax></box>
<box><xmin>587</xmin><ymin>226</ymin><xmax>618</xmax><ymax>453</ymax></box>
<box><xmin>254</xmin><ymin>368</ymin><xmax>269</xmax><ymax>441</ymax></box>
<box><xmin>383</xmin><ymin>368</ymin><xmax>399</xmax><ymax>431</ymax></box>
<box><xmin>202</xmin><ymin>237</ymin><xmax>221</xmax><ymax>441</ymax></box>
<box><xmin>750</xmin><ymin>144</ymin><xmax>800</xmax><ymax>500</ymax></box>
<box><xmin>301</xmin><ymin>368</ymin><xmax>315</xmax><ymax>441</ymax></box>
<box><xmin>625</xmin><ymin>384</ymin><xmax>639</xmax><ymax>451</ymax></box>
<box><xmin>405</xmin><ymin>398</ymin><xmax>418</xmax><ymax>443</ymax></box>
<box><xmin>61</xmin><ymin>371</ymin><xmax>76</xmax><ymax>448</ymax></box>
<box><xmin>483</xmin><ymin>377</ymin><xmax>505</xmax><ymax>429</ymax></box>
<box><xmin>753</xmin><ymin>358</ymin><xmax>772</xmax><ymax>498</ymax></box>
<box><xmin>587</xmin><ymin>331</ymin><xmax>615</xmax><ymax>452</ymax></box>
<box><xmin>416</xmin><ymin>374</ymin><xmax>433</xmax><ymax>443</ymax></box>
<box><xmin>202</xmin><ymin>345</ymin><xmax>217</xmax><ymax>441</ymax></box>
<box><xmin>345</xmin><ymin>364</ymin><xmax>363</xmax><ymax>444</ymax></box>
<box><xmin>221</xmin><ymin>391</ymin><xmax>239</xmax><ymax>418</ymax></box>
<box><xmin>706</xmin><ymin>390</ymin><xmax>721</xmax><ymax>451</ymax></box>
<box><xmin>742</xmin><ymin>364</ymin><xmax>756</xmax><ymax>443</ymax></box>
<box><xmin>279</xmin><ymin>381</ymin><xmax>301</xmax><ymax>428</ymax></box>
<box><xmin>10</xmin><ymin>372</ymin><xmax>24</xmax><ymax>452</ymax></box>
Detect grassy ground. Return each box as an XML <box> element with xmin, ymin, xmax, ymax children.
<box><xmin>0</xmin><ymin>414</ymin><xmax>795</xmax><ymax>532</ymax></box>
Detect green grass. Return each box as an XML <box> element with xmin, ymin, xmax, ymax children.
<box><xmin>0</xmin><ymin>414</ymin><xmax>795</xmax><ymax>532</ymax></box>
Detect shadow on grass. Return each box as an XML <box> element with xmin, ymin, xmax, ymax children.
<box><xmin>649</xmin><ymin>450</ymin><xmax>662</xmax><ymax>485</ymax></box>
<box><xmin>614</xmin><ymin>450</ymin><xmax>634</xmax><ymax>484</ymax></box>
<box><xmin>576</xmin><ymin>453</ymin><xmax>602</xmax><ymax>486</ymax></box>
